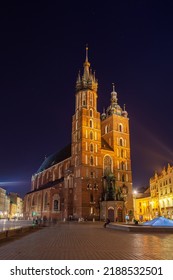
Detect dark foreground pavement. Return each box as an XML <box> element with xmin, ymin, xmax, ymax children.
<box><xmin>0</xmin><ymin>222</ymin><xmax>173</xmax><ymax>260</ymax></box>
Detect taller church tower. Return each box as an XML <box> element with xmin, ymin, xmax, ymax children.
<box><xmin>71</xmin><ymin>47</ymin><xmax>102</xmax><ymax>219</ymax></box>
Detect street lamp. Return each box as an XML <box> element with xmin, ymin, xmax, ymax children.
<box><xmin>133</xmin><ymin>190</ymin><xmax>137</xmax><ymax>219</ymax></box>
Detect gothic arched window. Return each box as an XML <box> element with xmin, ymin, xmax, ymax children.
<box><xmin>120</xmin><ymin>138</ymin><xmax>124</xmax><ymax>146</ymax></box>
<box><xmin>52</xmin><ymin>194</ymin><xmax>60</xmax><ymax>212</ymax></box>
<box><xmin>89</xmin><ymin>120</ymin><xmax>93</xmax><ymax>128</ymax></box>
<box><xmin>103</xmin><ymin>155</ymin><xmax>113</xmax><ymax>175</ymax></box>
<box><xmin>54</xmin><ymin>200</ymin><xmax>59</xmax><ymax>211</ymax></box>
<box><xmin>119</xmin><ymin>123</ymin><xmax>123</xmax><ymax>132</ymax></box>
<box><xmin>90</xmin><ymin>131</ymin><xmax>93</xmax><ymax>139</ymax></box>
<box><xmin>82</xmin><ymin>92</ymin><xmax>86</xmax><ymax>106</ymax></box>
<box><xmin>90</xmin><ymin>156</ymin><xmax>94</xmax><ymax>166</ymax></box>
<box><xmin>122</xmin><ymin>174</ymin><xmax>125</xmax><ymax>182</ymax></box>
<box><xmin>121</xmin><ymin>161</ymin><xmax>125</xmax><ymax>170</ymax></box>
<box><xmin>90</xmin><ymin>143</ymin><xmax>94</xmax><ymax>152</ymax></box>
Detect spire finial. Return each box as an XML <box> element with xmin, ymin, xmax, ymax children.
<box><xmin>85</xmin><ymin>44</ymin><xmax>88</xmax><ymax>62</ymax></box>
<box><xmin>112</xmin><ymin>83</ymin><xmax>115</xmax><ymax>92</ymax></box>
<box><xmin>124</xmin><ymin>104</ymin><xmax>126</xmax><ymax>111</ymax></box>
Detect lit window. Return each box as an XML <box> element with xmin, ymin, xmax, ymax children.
<box><xmin>90</xmin><ymin>120</ymin><xmax>93</xmax><ymax>128</ymax></box>
<box><xmin>119</xmin><ymin>124</ymin><xmax>123</xmax><ymax>132</ymax></box>
<box><xmin>90</xmin><ymin>143</ymin><xmax>94</xmax><ymax>152</ymax></box>
<box><xmin>119</xmin><ymin>138</ymin><xmax>123</xmax><ymax>146</ymax></box>
<box><xmin>54</xmin><ymin>200</ymin><xmax>59</xmax><ymax>211</ymax></box>
<box><xmin>90</xmin><ymin>156</ymin><xmax>94</xmax><ymax>166</ymax></box>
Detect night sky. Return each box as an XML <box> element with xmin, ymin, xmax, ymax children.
<box><xmin>1</xmin><ymin>0</ymin><xmax>173</xmax><ymax>197</ymax></box>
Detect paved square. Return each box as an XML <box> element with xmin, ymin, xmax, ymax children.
<box><xmin>0</xmin><ymin>222</ymin><xmax>173</xmax><ymax>260</ymax></box>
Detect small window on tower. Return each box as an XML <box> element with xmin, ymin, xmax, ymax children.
<box><xmin>119</xmin><ymin>138</ymin><xmax>124</xmax><ymax>146</ymax></box>
<box><xmin>54</xmin><ymin>200</ymin><xmax>59</xmax><ymax>211</ymax></box>
<box><xmin>121</xmin><ymin>161</ymin><xmax>125</xmax><ymax>170</ymax></box>
<box><xmin>90</xmin><ymin>109</ymin><xmax>93</xmax><ymax>117</ymax></box>
<box><xmin>122</xmin><ymin>174</ymin><xmax>125</xmax><ymax>182</ymax></box>
<box><xmin>119</xmin><ymin>123</ymin><xmax>123</xmax><ymax>132</ymax></box>
<box><xmin>90</xmin><ymin>156</ymin><xmax>94</xmax><ymax>166</ymax></box>
<box><xmin>90</xmin><ymin>143</ymin><xmax>94</xmax><ymax>152</ymax></box>
<box><xmin>82</xmin><ymin>92</ymin><xmax>86</xmax><ymax>106</ymax></box>
<box><xmin>90</xmin><ymin>120</ymin><xmax>93</xmax><ymax>128</ymax></box>
<box><xmin>90</xmin><ymin>131</ymin><xmax>93</xmax><ymax>139</ymax></box>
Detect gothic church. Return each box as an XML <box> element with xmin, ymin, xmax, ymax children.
<box><xmin>24</xmin><ymin>48</ymin><xmax>133</xmax><ymax>222</ymax></box>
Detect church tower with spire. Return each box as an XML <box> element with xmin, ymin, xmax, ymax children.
<box><xmin>71</xmin><ymin>46</ymin><xmax>102</xmax><ymax>219</ymax></box>
<box><xmin>100</xmin><ymin>84</ymin><xmax>133</xmax><ymax>217</ymax></box>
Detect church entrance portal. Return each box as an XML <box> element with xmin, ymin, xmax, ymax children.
<box><xmin>117</xmin><ymin>207</ymin><xmax>123</xmax><ymax>222</ymax></box>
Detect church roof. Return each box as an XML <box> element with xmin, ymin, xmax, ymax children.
<box><xmin>26</xmin><ymin>177</ymin><xmax>64</xmax><ymax>195</ymax></box>
<box><xmin>37</xmin><ymin>144</ymin><xmax>71</xmax><ymax>173</ymax></box>
<box><xmin>101</xmin><ymin>138</ymin><xmax>114</xmax><ymax>151</ymax></box>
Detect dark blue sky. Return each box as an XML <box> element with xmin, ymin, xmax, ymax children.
<box><xmin>1</xmin><ymin>0</ymin><xmax>173</xmax><ymax>197</ymax></box>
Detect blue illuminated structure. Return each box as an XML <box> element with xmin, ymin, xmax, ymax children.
<box><xmin>143</xmin><ymin>217</ymin><xmax>173</xmax><ymax>227</ymax></box>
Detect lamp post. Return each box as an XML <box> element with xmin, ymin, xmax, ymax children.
<box><xmin>133</xmin><ymin>190</ymin><xmax>137</xmax><ymax>220</ymax></box>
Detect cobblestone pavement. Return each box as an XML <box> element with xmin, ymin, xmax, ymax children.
<box><xmin>0</xmin><ymin>222</ymin><xmax>173</xmax><ymax>260</ymax></box>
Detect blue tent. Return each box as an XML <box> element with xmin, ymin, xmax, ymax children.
<box><xmin>143</xmin><ymin>217</ymin><xmax>173</xmax><ymax>227</ymax></box>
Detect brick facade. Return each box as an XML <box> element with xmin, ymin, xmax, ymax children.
<box><xmin>24</xmin><ymin>49</ymin><xmax>133</xmax><ymax>221</ymax></box>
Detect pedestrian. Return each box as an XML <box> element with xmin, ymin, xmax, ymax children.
<box><xmin>104</xmin><ymin>218</ymin><xmax>110</xmax><ymax>228</ymax></box>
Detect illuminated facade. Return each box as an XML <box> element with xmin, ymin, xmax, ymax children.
<box><xmin>0</xmin><ymin>187</ymin><xmax>10</xmax><ymax>218</ymax></box>
<box><xmin>0</xmin><ymin>189</ymin><xmax>23</xmax><ymax>219</ymax></box>
<box><xmin>134</xmin><ymin>164</ymin><xmax>173</xmax><ymax>221</ymax></box>
<box><xmin>24</xmin><ymin>48</ymin><xmax>133</xmax><ymax>222</ymax></box>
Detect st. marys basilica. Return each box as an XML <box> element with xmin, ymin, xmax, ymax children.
<box><xmin>24</xmin><ymin>48</ymin><xmax>133</xmax><ymax>222</ymax></box>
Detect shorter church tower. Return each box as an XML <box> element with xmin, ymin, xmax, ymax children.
<box><xmin>100</xmin><ymin>84</ymin><xmax>133</xmax><ymax>221</ymax></box>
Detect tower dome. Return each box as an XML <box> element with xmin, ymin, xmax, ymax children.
<box><xmin>106</xmin><ymin>83</ymin><xmax>123</xmax><ymax>116</ymax></box>
<box><xmin>122</xmin><ymin>104</ymin><xmax>128</xmax><ymax>118</ymax></box>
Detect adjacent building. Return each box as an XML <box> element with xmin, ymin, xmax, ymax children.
<box><xmin>134</xmin><ymin>164</ymin><xmax>173</xmax><ymax>221</ymax></box>
<box><xmin>8</xmin><ymin>192</ymin><xmax>23</xmax><ymax>219</ymax></box>
<box><xmin>0</xmin><ymin>187</ymin><xmax>7</xmax><ymax>218</ymax></box>
<box><xmin>24</xmin><ymin>48</ymin><xmax>133</xmax><ymax>222</ymax></box>
<box><xmin>0</xmin><ymin>188</ymin><xmax>23</xmax><ymax>219</ymax></box>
